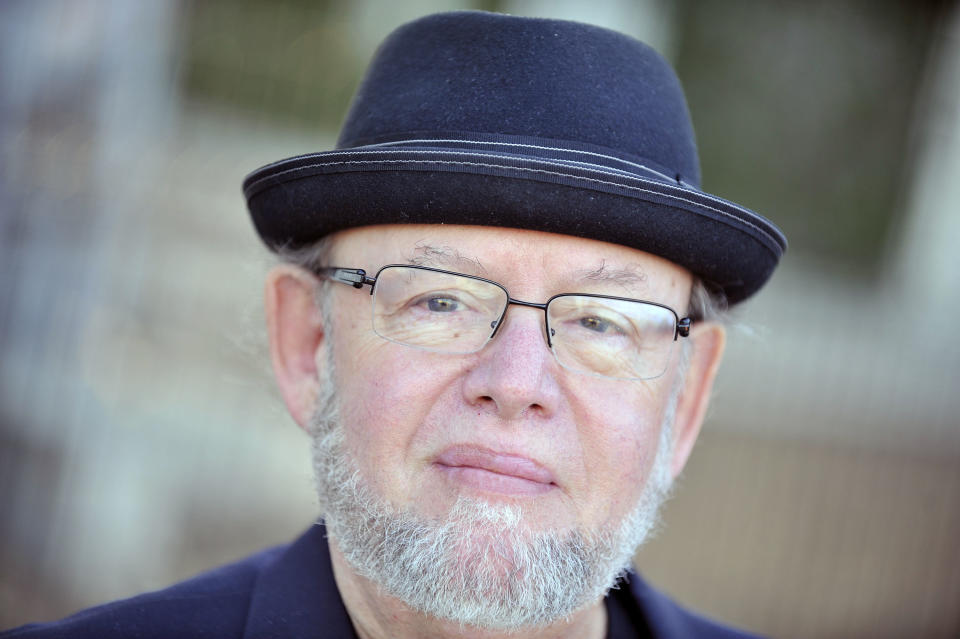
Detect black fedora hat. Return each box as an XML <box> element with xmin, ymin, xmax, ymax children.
<box><xmin>243</xmin><ymin>11</ymin><xmax>786</xmax><ymax>304</ymax></box>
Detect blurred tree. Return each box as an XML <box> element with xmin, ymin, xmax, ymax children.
<box><xmin>180</xmin><ymin>0</ymin><xmax>364</xmax><ymax>128</ymax></box>
<box><xmin>673</xmin><ymin>0</ymin><xmax>954</xmax><ymax>272</ymax></box>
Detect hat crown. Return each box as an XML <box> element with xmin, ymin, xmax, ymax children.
<box><xmin>337</xmin><ymin>11</ymin><xmax>701</xmax><ymax>187</ymax></box>
<box><xmin>245</xmin><ymin>11</ymin><xmax>786</xmax><ymax>304</ymax></box>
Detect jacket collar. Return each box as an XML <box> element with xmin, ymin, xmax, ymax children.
<box><xmin>243</xmin><ymin>522</ymin><xmax>357</xmax><ymax>638</ymax></box>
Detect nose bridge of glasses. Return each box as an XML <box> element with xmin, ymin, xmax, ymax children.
<box><xmin>488</xmin><ymin>297</ymin><xmax>551</xmax><ymax>342</ymax></box>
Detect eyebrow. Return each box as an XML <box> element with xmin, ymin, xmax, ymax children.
<box><xmin>405</xmin><ymin>245</ymin><xmax>648</xmax><ymax>296</ymax></box>
<box><xmin>406</xmin><ymin>242</ymin><xmax>488</xmax><ymax>274</ymax></box>
<box><xmin>577</xmin><ymin>260</ymin><xmax>649</xmax><ymax>294</ymax></box>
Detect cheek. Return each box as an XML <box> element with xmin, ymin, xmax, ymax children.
<box><xmin>331</xmin><ymin>335</ymin><xmax>461</xmax><ymax>498</ymax></box>
<box><xmin>572</xmin><ymin>380</ymin><xmax>669</xmax><ymax>520</ymax></box>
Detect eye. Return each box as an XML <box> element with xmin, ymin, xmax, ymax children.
<box><xmin>426</xmin><ymin>296</ymin><xmax>461</xmax><ymax>312</ymax></box>
<box><xmin>578</xmin><ymin>315</ymin><xmax>624</xmax><ymax>335</ymax></box>
<box><xmin>579</xmin><ymin>316</ymin><xmax>616</xmax><ymax>333</ymax></box>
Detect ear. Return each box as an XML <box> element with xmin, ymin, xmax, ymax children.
<box><xmin>264</xmin><ymin>264</ymin><xmax>326</xmax><ymax>430</ymax></box>
<box><xmin>668</xmin><ymin>322</ymin><xmax>726</xmax><ymax>479</ymax></box>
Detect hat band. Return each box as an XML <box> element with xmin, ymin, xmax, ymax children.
<box><xmin>337</xmin><ymin>131</ymin><xmax>694</xmax><ymax>186</ymax></box>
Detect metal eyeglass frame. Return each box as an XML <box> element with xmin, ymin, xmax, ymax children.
<box><xmin>317</xmin><ymin>264</ymin><xmax>692</xmax><ymax>351</ymax></box>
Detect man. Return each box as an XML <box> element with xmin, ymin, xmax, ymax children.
<box><xmin>3</xmin><ymin>11</ymin><xmax>785</xmax><ymax>639</ymax></box>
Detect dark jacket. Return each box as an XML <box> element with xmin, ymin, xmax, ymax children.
<box><xmin>2</xmin><ymin>524</ymin><xmax>761</xmax><ymax>638</ymax></box>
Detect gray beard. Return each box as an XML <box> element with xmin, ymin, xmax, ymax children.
<box><xmin>308</xmin><ymin>361</ymin><xmax>677</xmax><ymax>632</ymax></box>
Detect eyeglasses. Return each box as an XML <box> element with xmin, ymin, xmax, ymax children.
<box><xmin>319</xmin><ymin>265</ymin><xmax>691</xmax><ymax>381</ymax></box>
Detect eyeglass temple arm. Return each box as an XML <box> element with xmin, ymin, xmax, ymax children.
<box><xmin>677</xmin><ymin>317</ymin><xmax>691</xmax><ymax>338</ymax></box>
<box><xmin>317</xmin><ymin>267</ymin><xmax>376</xmax><ymax>290</ymax></box>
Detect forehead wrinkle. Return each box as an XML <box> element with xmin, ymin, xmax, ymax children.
<box><xmin>406</xmin><ymin>242</ymin><xmax>487</xmax><ymax>274</ymax></box>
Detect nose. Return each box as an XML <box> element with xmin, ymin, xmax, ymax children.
<box><xmin>460</xmin><ymin>305</ymin><xmax>561</xmax><ymax>420</ymax></box>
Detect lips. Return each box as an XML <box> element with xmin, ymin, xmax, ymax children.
<box><xmin>434</xmin><ymin>445</ymin><xmax>556</xmax><ymax>496</ymax></box>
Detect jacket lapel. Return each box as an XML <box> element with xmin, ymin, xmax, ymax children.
<box><xmin>243</xmin><ymin>523</ymin><xmax>357</xmax><ymax>639</ymax></box>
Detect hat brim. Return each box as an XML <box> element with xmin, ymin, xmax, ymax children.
<box><xmin>243</xmin><ymin>147</ymin><xmax>786</xmax><ymax>304</ymax></box>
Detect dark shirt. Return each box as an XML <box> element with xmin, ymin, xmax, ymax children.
<box><xmin>2</xmin><ymin>523</ymin><xmax>761</xmax><ymax>638</ymax></box>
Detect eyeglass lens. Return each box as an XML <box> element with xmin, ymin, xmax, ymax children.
<box><xmin>371</xmin><ymin>266</ymin><xmax>678</xmax><ymax>380</ymax></box>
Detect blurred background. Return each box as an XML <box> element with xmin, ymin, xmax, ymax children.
<box><xmin>1</xmin><ymin>0</ymin><xmax>958</xmax><ymax>637</ymax></box>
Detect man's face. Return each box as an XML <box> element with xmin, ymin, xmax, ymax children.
<box><xmin>321</xmin><ymin>224</ymin><xmax>692</xmax><ymax>540</ymax></box>
<box><xmin>276</xmin><ymin>224</ymin><xmax>722</xmax><ymax>629</ymax></box>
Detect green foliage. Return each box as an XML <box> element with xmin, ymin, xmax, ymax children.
<box><xmin>179</xmin><ymin>0</ymin><xmax>363</xmax><ymax>128</ymax></box>
<box><xmin>673</xmin><ymin>0</ymin><xmax>940</xmax><ymax>269</ymax></box>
